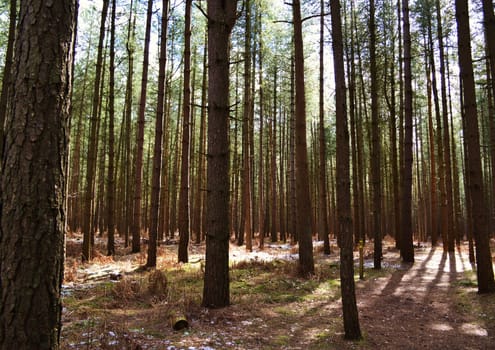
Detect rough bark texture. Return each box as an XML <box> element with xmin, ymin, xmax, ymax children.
<box><xmin>400</xmin><ymin>0</ymin><xmax>415</xmax><ymax>263</ymax></box>
<box><xmin>0</xmin><ymin>0</ymin><xmax>76</xmax><ymax>347</ymax></box>
<box><xmin>202</xmin><ymin>0</ymin><xmax>238</xmax><ymax>308</ymax></box>
<box><xmin>293</xmin><ymin>0</ymin><xmax>315</xmax><ymax>277</ymax></box>
<box><xmin>330</xmin><ymin>0</ymin><xmax>362</xmax><ymax>340</ymax></box>
<box><xmin>455</xmin><ymin>0</ymin><xmax>495</xmax><ymax>293</ymax></box>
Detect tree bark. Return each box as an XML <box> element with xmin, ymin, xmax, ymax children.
<box><xmin>202</xmin><ymin>0</ymin><xmax>238</xmax><ymax>308</ymax></box>
<box><xmin>330</xmin><ymin>0</ymin><xmax>362</xmax><ymax>340</ymax></box>
<box><xmin>106</xmin><ymin>0</ymin><xmax>117</xmax><ymax>256</ymax></box>
<box><xmin>0</xmin><ymin>0</ymin><xmax>76</xmax><ymax>347</ymax></box>
<box><xmin>292</xmin><ymin>0</ymin><xmax>314</xmax><ymax>277</ymax></box>
<box><xmin>178</xmin><ymin>0</ymin><xmax>192</xmax><ymax>263</ymax></box>
<box><xmin>455</xmin><ymin>0</ymin><xmax>495</xmax><ymax>293</ymax></box>
<box><xmin>400</xmin><ymin>0</ymin><xmax>415</xmax><ymax>263</ymax></box>
<box><xmin>369</xmin><ymin>0</ymin><xmax>382</xmax><ymax>269</ymax></box>
<box><xmin>319</xmin><ymin>0</ymin><xmax>330</xmax><ymax>255</ymax></box>
<box><xmin>82</xmin><ymin>0</ymin><xmax>109</xmax><ymax>261</ymax></box>
<box><xmin>132</xmin><ymin>0</ymin><xmax>154</xmax><ymax>253</ymax></box>
<box><xmin>147</xmin><ymin>0</ymin><xmax>169</xmax><ymax>268</ymax></box>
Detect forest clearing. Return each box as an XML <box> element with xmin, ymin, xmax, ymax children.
<box><xmin>60</xmin><ymin>236</ymin><xmax>495</xmax><ymax>349</ymax></box>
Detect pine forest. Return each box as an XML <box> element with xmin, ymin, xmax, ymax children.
<box><xmin>0</xmin><ymin>0</ymin><xmax>494</xmax><ymax>348</ymax></box>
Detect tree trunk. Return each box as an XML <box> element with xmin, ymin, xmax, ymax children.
<box><xmin>106</xmin><ymin>0</ymin><xmax>117</xmax><ymax>256</ymax></box>
<box><xmin>242</xmin><ymin>0</ymin><xmax>253</xmax><ymax>252</ymax></box>
<box><xmin>257</xmin><ymin>11</ymin><xmax>265</xmax><ymax>248</ymax></box>
<box><xmin>401</xmin><ymin>0</ymin><xmax>415</xmax><ymax>263</ymax></box>
<box><xmin>147</xmin><ymin>0</ymin><xmax>169</xmax><ymax>268</ymax></box>
<box><xmin>455</xmin><ymin>0</ymin><xmax>495</xmax><ymax>293</ymax></box>
<box><xmin>193</xmin><ymin>30</ymin><xmax>208</xmax><ymax>244</ymax></box>
<box><xmin>270</xmin><ymin>69</ymin><xmax>278</xmax><ymax>243</ymax></box>
<box><xmin>178</xmin><ymin>0</ymin><xmax>192</xmax><ymax>263</ymax></box>
<box><xmin>369</xmin><ymin>0</ymin><xmax>382</xmax><ymax>269</ymax></box>
<box><xmin>435</xmin><ymin>0</ymin><xmax>455</xmax><ymax>251</ymax></box>
<box><xmin>319</xmin><ymin>0</ymin><xmax>330</xmax><ymax>255</ymax></box>
<box><xmin>123</xmin><ymin>0</ymin><xmax>136</xmax><ymax>247</ymax></box>
<box><xmin>82</xmin><ymin>0</ymin><xmax>109</xmax><ymax>261</ymax></box>
<box><xmin>202</xmin><ymin>0</ymin><xmax>238</xmax><ymax>308</ymax></box>
<box><xmin>293</xmin><ymin>0</ymin><xmax>315</xmax><ymax>277</ymax></box>
<box><xmin>0</xmin><ymin>0</ymin><xmax>76</xmax><ymax>347</ymax></box>
<box><xmin>132</xmin><ymin>0</ymin><xmax>153</xmax><ymax>253</ymax></box>
<box><xmin>330</xmin><ymin>0</ymin><xmax>362</xmax><ymax>340</ymax></box>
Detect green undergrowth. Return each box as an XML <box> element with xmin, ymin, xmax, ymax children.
<box><xmin>62</xmin><ymin>256</ymin><xmax>400</xmax><ymax>348</ymax></box>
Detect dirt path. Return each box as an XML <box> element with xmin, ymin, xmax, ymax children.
<box><xmin>354</xmin><ymin>245</ymin><xmax>495</xmax><ymax>350</ymax></box>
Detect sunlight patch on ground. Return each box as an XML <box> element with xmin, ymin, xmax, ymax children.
<box><xmin>460</xmin><ymin>323</ymin><xmax>488</xmax><ymax>336</ymax></box>
<box><xmin>429</xmin><ymin>322</ymin><xmax>454</xmax><ymax>331</ymax></box>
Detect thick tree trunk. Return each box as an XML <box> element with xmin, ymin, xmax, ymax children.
<box><xmin>455</xmin><ymin>0</ymin><xmax>495</xmax><ymax>293</ymax></box>
<box><xmin>330</xmin><ymin>0</ymin><xmax>362</xmax><ymax>340</ymax></box>
<box><xmin>0</xmin><ymin>0</ymin><xmax>76</xmax><ymax>347</ymax></box>
<box><xmin>202</xmin><ymin>0</ymin><xmax>238</xmax><ymax>308</ymax></box>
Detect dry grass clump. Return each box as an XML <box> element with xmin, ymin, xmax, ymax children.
<box><xmin>111</xmin><ymin>276</ymin><xmax>145</xmax><ymax>304</ymax></box>
<box><xmin>147</xmin><ymin>269</ymin><xmax>168</xmax><ymax>300</ymax></box>
<box><xmin>111</xmin><ymin>269</ymin><xmax>169</xmax><ymax>306</ymax></box>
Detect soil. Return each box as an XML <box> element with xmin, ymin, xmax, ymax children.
<box><xmin>61</xmin><ymin>236</ymin><xmax>495</xmax><ymax>349</ymax></box>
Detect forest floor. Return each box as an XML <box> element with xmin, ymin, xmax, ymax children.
<box><xmin>60</xmin><ymin>234</ymin><xmax>495</xmax><ymax>349</ymax></box>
